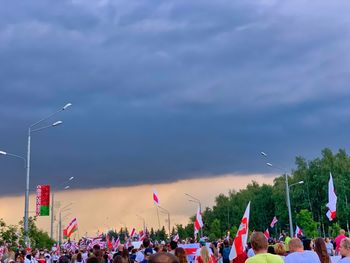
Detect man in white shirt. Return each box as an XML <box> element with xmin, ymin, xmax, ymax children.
<box><xmin>285</xmin><ymin>238</ymin><xmax>320</xmax><ymax>263</ymax></box>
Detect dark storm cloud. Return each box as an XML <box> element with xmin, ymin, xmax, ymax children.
<box><xmin>1</xmin><ymin>0</ymin><xmax>350</xmax><ymax>195</ymax></box>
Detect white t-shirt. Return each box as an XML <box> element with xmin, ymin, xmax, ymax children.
<box><xmin>284</xmin><ymin>251</ymin><xmax>321</xmax><ymax>263</ymax></box>
<box><xmin>339</xmin><ymin>257</ymin><xmax>350</xmax><ymax>263</ymax></box>
<box><xmin>135</xmin><ymin>249</ymin><xmax>156</xmax><ymax>262</ymax></box>
<box><xmin>81</xmin><ymin>252</ymin><xmax>88</xmax><ymax>263</ymax></box>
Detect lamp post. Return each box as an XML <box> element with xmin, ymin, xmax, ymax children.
<box><xmin>262</xmin><ymin>151</ymin><xmax>294</xmax><ymax>237</ymax></box>
<box><xmin>185</xmin><ymin>193</ymin><xmax>203</xmax><ymax>238</ymax></box>
<box><xmin>58</xmin><ymin>202</ymin><xmax>73</xmax><ymax>244</ymax></box>
<box><xmin>289</xmin><ymin>181</ymin><xmax>304</xmax><ymax>188</ymax></box>
<box><xmin>24</xmin><ymin>103</ymin><xmax>72</xmax><ymax>245</ymax></box>
<box><xmin>158</xmin><ymin>206</ymin><xmax>171</xmax><ymax>237</ymax></box>
<box><xmin>266</xmin><ymin>161</ymin><xmax>294</xmax><ymax>237</ymax></box>
<box><xmin>50</xmin><ymin>176</ymin><xmax>74</xmax><ymax>240</ymax></box>
<box><xmin>0</xmin><ymin>151</ymin><xmax>26</xmax><ymax>167</ymax></box>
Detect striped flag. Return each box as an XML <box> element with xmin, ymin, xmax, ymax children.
<box><xmin>173</xmin><ymin>233</ymin><xmax>179</xmax><ymax>242</ymax></box>
<box><xmin>129</xmin><ymin>228</ymin><xmax>136</xmax><ymax>238</ymax></box>
<box><xmin>64</xmin><ymin>218</ymin><xmax>78</xmax><ymax>238</ymax></box>
<box><xmin>326</xmin><ymin>173</ymin><xmax>337</xmax><ymax>221</ymax></box>
<box><xmin>194</xmin><ymin>206</ymin><xmax>203</xmax><ymax>235</ymax></box>
<box><xmin>270</xmin><ymin>216</ymin><xmax>278</xmax><ymax>228</ymax></box>
<box><xmin>264</xmin><ymin>229</ymin><xmax>270</xmax><ymax>239</ymax></box>
<box><xmin>139</xmin><ymin>230</ymin><xmax>146</xmax><ymax>241</ymax></box>
<box><xmin>153</xmin><ymin>190</ymin><xmax>160</xmax><ymax>205</ymax></box>
<box><xmin>229</xmin><ymin>202</ymin><xmax>250</xmax><ymax>261</ymax></box>
<box><xmin>294</xmin><ymin>225</ymin><xmax>303</xmax><ymax>237</ymax></box>
<box><xmin>113</xmin><ymin>237</ymin><xmax>120</xmax><ymax>250</ymax></box>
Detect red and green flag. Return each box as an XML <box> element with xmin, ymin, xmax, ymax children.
<box><xmin>36</xmin><ymin>185</ymin><xmax>50</xmax><ymax>216</ymax></box>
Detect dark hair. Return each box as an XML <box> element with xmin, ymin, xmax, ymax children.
<box><xmin>267</xmin><ymin>246</ymin><xmax>275</xmax><ymax>254</ymax></box>
<box><xmin>174</xmin><ymin>248</ymin><xmax>187</xmax><ymax>263</ymax></box>
<box><xmin>121</xmin><ymin>249</ymin><xmax>130</xmax><ymax>261</ymax></box>
<box><xmin>223</xmin><ymin>239</ymin><xmax>229</xmax><ymax>247</ymax></box>
<box><xmin>86</xmin><ymin>257</ymin><xmax>99</xmax><ymax>263</ymax></box>
<box><xmin>314</xmin><ymin>238</ymin><xmax>331</xmax><ymax>263</ymax></box>
<box><xmin>149</xmin><ymin>252</ymin><xmax>179</xmax><ymax>263</ymax></box>
<box><xmin>93</xmin><ymin>244</ymin><xmax>100</xmax><ymax>250</ymax></box>
<box><xmin>303</xmin><ymin>238</ymin><xmax>312</xmax><ymax>251</ymax></box>
<box><xmin>76</xmin><ymin>253</ymin><xmax>82</xmax><ymax>262</ymax></box>
<box><xmin>59</xmin><ymin>256</ymin><xmax>70</xmax><ymax>263</ymax></box>
<box><xmin>113</xmin><ymin>256</ymin><xmax>124</xmax><ymax>263</ymax></box>
<box><xmin>170</xmin><ymin>241</ymin><xmax>178</xmax><ymax>250</ymax></box>
<box><xmin>143</xmin><ymin>238</ymin><xmax>151</xmax><ymax>248</ymax></box>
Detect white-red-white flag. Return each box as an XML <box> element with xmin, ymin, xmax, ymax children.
<box><xmin>264</xmin><ymin>229</ymin><xmax>270</xmax><ymax>239</ymax></box>
<box><xmin>129</xmin><ymin>228</ymin><xmax>136</xmax><ymax>238</ymax></box>
<box><xmin>294</xmin><ymin>225</ymin><xmax>303</xmax><ymax>237</ymax></box>
<box><xmin>113</xmin><ymin>237</ymin><xmax>120</xmax><ymax>250</ymax></box>
<box><xmin>106</xmin><ymin>234</ymin><xmax>113</xmax><ymax>250</ymax></box>
<box><xmin>153</xmin><ymin>189</ymin><xmax>160</xmax><ymax>205</ymax></box>
<box><xmin>326</xmin><ymin>173</ymin><xmax>337</xmax><ymax>221</ymax></box>
<box><xmin>138</xmin><ymin>230</ymin><xmax>146</xmax><ymax>241</ymax></box>
<box><xmin>229</xmin><ymin>202</ymin><xmax>250</xmax><ymax>261</ymax></box>
<box><xmin>194</xmin><ymin>206</ymin><xmax>203</xmax><ymax>235</ymax></box>
<box><xmin>173</xmin><ymin>233</ymin><xmax>179</xmax><ymax>242</ymax></box>
<box><xmin>270</xmin><ymin>216</ymin><xmax>278</xmax><ymax>228</ymax></box>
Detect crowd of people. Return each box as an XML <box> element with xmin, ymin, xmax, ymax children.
<box><xmin>2</xmin><ymin>229</ymin><xmax>350</xmax><ymax>263</ymax></box>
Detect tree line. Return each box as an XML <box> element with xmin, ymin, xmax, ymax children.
<box><xmin>177</xmin><ymin>148</ymin><xmax>349</xmax><ymax>239</ymax></box>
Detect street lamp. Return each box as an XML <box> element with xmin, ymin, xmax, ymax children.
<box><xmin>50</xmin><ymin>176</ymin><xmax>74</xmax><ymax>239</ymax></box>
<box><xmin>24</xmin><ymin>102</ymin><xmax>72</xmax><ymax>245</ymax></box>
<box><xmin>185</xmin><ymin>193</ymin><xmax>203</xmax><ymax>238</ymax></box>
<box><xmin>262</xmin><ymin>152</ymin><xmax>294</xmax><ymax>237</ymax></box>
<box><xmin>0</xmin><ymin>150</ymin><xmax>26</xmax><ymax>168</ymax></box>
<box><xmin>58</xmin><ymin>203</ymin><xmax>73</xmax><ymax>244</ymax></box>
<box><xmin>289</xmin><ymin>181</ymin><xmax>304</xmax><ymax>188</ymax></box>
<box><xmin>158</xmin><ymin>206</ymin><xmax>171</xmax><ymax>237</ymax></box>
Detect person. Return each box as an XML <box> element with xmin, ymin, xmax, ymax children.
<box><xmin>74</xmin><ymin>253</ymin><xmax>83</xmax><ymax>263</ymax></box>
<box><xmin>274</xmin><ymin>242</ymin><xmax>286</xmax><ymax>258</ymax></box>
<box><xmin>336</xmin><ymin>230</ymin><xmax>347</xmax><ymax>255</ymax></box>
<box><xmin>148</xmin><ymin>253</ymin><xmax>179</xmax><ymax>263</ymax></box>
<box><xmin>313</xmin><ymin>238</ymin><xmax>330</xmax><ymax>263</ymax></box>
<box><xmin>170</xmin><ymin>242</ymin><xmax>178</xmax><ymax>255</ymax></box>
<box><xmin>339</xmin><ymin>238</ymin><xmax>350</xmax><ymax>262</ymax></box>
<box><xmin>324</xmin><ymin>237</ymin><xmax>334</xmax><ymax>256</ymax></box>
<box><xmin>135</xmin><ymin>239</ymin><xmax>153</xmax><ymax>263</ymax></box>
<box><xmin>284</xmin><ymin>238</ymin><xmax>320</xmax><ymax>263</ymax></box>
<box><xmin>284</xmin><ymin>233</ymin><xmax>291</xmax><ymax>252</ymax></box>
<box><xmin>221</xmin><ymin>240</ymin><xmax>230</xmax><ymax>263</ymax></box>
<box><xmin>245</xmin><ymin>232</ymin><xmax>283</xmax><ymax>263</ymax></box>
<box><xmin>195</xmin><ymin>246</ymin><xmax>213</xmax><ymax>263</ymax></box>
<box><xmin>120</xmin><ymin>249</ymin><xmax>130</xmax><ymax>263</ymax></box>
<box><xmin>86</xmin><ymin>258</ymin><xmax>99</xmax><ymax>263</ymax></box>
<box><xmin>174</xmin><ymin>248</ymin><xmax>187</xmax><ymax>263</ymax></box>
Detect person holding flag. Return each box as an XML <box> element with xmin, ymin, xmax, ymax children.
<box><xmin>229</xmin><ymin>202</ymin><xmax>250</xmax><ymax>262</ymax></box>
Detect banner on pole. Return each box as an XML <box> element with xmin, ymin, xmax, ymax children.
<box><xmin>36</xmin><ymin>185</ymin><xmax>50</xmax><ymax>216</ymax></box>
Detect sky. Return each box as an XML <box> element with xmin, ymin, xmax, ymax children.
<box><xmin>1</xmin><ymin>0</ymin><xmax>350</xmax><ymax>226</ymax></box>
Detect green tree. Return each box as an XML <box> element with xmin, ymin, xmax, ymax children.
<box><xmin>209</xmin><ymin>219</ymin><xmax>221</xmax><ymax>240</ymax></box>
<box><xmin>296</xmin><ymin>209</ymin><xmax>319</xmax><ymax>237</ymax></box>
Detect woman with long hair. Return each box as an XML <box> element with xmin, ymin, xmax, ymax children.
<box><xmin>314</xmin><ymin>237</ymin><xmax>331</xmax><ymax>263</ymax></box>
<box><xmin>175</xmin><ymin>247</ymin><xmax>188</xmax><ymax>263</ymax></box>
<box><xmin>196</xmin><ymin>246</ymin><xmax>213</xmax><ymax>263</ymax></box>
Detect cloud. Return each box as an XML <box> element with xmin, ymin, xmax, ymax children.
<box><xmin>1</xmin><ymin>0</ymin><xmax>350</xmax><ymax>195</ymax></box>
<box><xmin>0</xmin><ymin>173</ymin><xmax>275</xmax><ymax>235</ymax></box>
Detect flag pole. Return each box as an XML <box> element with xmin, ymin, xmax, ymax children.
<box><xmin>156</xmin><ymin>205</ymin><xmax>160</xmax><ymax>230</ymax></box>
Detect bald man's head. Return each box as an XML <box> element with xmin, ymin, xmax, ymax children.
<box><xmin>148</xmin><ymin>253</ymin><xmax>179</xmax><ymax>263</ymax></box>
